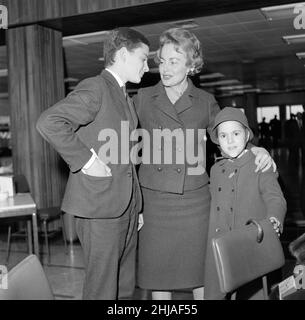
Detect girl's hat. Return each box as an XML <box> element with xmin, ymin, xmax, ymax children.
<box><xmin>210</xmin><ymin>107</ymin><xmax>254</xmax><ymax>144</ymax></box>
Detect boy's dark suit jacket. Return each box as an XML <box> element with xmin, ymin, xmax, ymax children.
<box><xmin>37</xmin><ymin>70</ymin><xmax>142</xmax><ymax>219</ymax></box>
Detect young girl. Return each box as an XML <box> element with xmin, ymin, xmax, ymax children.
<box><xmin>204</xmin><ymin>107</ymin><xmax>287</xmax><ymax>300</ymax></box>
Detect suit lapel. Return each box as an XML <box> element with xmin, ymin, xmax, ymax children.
<box><xmin>101</xmin><ymin>70</ymin><xmax>137</xmax><ymax>129</ymax></box>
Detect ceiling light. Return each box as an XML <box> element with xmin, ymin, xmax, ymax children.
<box><xmin>260</xmin><ymin>3</ymin><xmax>305</xmax><ymax>21</ymax></box>
<box><xmin>200</xmin><ymin>79</ymin><xmax>240</xmax><ymax>87</ymax></box>
<box><xmin>218</xmin><ymin>84</ymin><xmax>252</xmax><ymax>91</ymax></box>
<box><xmin>63</xmin><ymin>30</ymin><xmax>110</xmax><ymax>46</ymax></box>
<box><xmin>0</xmin><ymin>69</ymin><xmax>8</xmax><ymax>77</ymax></box>
<box><xmin>296</xmin><ymin>52</ymin><xmax>305</xmax><ymax>59</ymax></box>
<box><xmin>245</xmin><ymin>88</ymin><xmax>261</xmax><ymax>93</ymax></box>
<box><xmin>230</xmin><ymin>88</ymin><xmax>261</xmax><ymax>94</ymax></box>
<box><xmin>283</xmin><ymin>34</ymin><xmax>305</xmax><ymax>44</ymax></box>
<box><xmin>199</xmin><ymin>73</ymin><xmax>224</xmax><ymax>80</ymax></box>
<box><xmin>99</xmin><ymin>50</ymin><xmax>157</xmax><ymax>62</ymax></box>
<box><xmin>170</xmin><ymin>19</ymin><xmax>199</xmax><ymax>29</ymax></box>
<box><xmin>64</xmin><ymin>77</ymin><xmax>79</xmax><ymax>83</ymax></box>
<box><xmin>229</xmin><ymin>90</ymin><xmax>247</xmax><ymax>95</ymax></box>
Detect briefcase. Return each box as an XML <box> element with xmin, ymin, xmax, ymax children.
<box><xmin>212</xmin><ymin>219</ymin><xmax>285</xmax><ymax>297</ymax></box>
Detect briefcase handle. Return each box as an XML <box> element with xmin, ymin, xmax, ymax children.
<box><xmin>246</xmin><ymin>219</ymin><xmax>264</xmax><ymax>243</ymax></box>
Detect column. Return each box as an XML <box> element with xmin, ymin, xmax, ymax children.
<box><xmin>279</xmin><ymin>104</ymin><xmax>286</xmax><ymax>140</ymax></box>
<box><xmin>7</xmin><ymin>24</ymin><xmax>67</xmax><ymax>209</ymax></box>
<box><xmin>244</xmin><ymin>92</ymin><xmax>258</xmax><ymax>137</ymax></box>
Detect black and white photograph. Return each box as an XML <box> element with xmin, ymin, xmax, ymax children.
<box><xmin>0</xmin><ymin>0</ymin><xmax>305</xmax><ymax>308</ymax></box>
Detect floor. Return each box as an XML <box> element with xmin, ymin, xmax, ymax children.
<box><xmin>0</xmin><ymin>146</ymin><xmax>304</xmax><ymax>300</ymax></box>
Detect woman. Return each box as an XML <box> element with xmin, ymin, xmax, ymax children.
<box><xmin>135</xmin><ymin>28</ymin><xmax>272</xmax><ymax>300</ymax></box>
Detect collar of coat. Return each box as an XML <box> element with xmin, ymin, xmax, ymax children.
<box><xmin>148</xmin><ymin>79</ymin><xmax>199</xmax><ymax>124</ymax></box>
<box><xmin>217</xmin><ymin>148</ymin><xmax>254</xmax><ymax>169</ymax></box>
<box><xmin>101</xmin><ymin>69</ymin><xmax>124</xmax><ymax>93</ymax></box>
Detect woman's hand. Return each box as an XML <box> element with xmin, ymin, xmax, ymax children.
<box><xmin>251</xmin><ymin>146</ymin><xmax>277</xmax><ymax>173</ymax></box>
<box><xmin>269</xmin><ymin>217</ymin><xmax>281</xmax><ymax>237</ymax></box>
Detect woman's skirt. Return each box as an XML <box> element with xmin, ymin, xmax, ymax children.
<box><xmin>137</xmin><ymin>184</ymin><xmax>211</xmax><ymax>290</ymax></box>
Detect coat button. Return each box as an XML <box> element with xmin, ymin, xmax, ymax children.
<box><xmin>230</xmin><ymin>207</ymin><xmax>233</xmax><ymax>212</ymax></box>
<box><xmin>235</xmin><ymin>169</ymin><xmax>238</xmax><ymax>173</ymax></box>
<box><xmin>232</xmin><ymin>189</ymin><xmax>234</xmax><ymax>192</ymax></box>
<box><xmin>217</xmin><ymin>206</ymin><xmax>220</xmax><ymax>211</ymax></box>
<box><xmin>216</xmin><ymin>228</ymin><xmax>220</xmax><ymax>232</ymax></box>
<box><xmin>218</xmin><ymin>187</ymin><xmax>221</xmax><ymax>192</ymax></box>
<box><xmin>176</xmin><ymin>168</ymin><xmax>181</xmax><ymax>173</ymax></box>
<box><xmin>177</xmin><ymin>147</ymin><xmax>182</xmax><ymax>152</ymax></box>
<box><xmin>157</xmin><ymin>167</ymin><xmax>162</xmax><ymax>172</ymax></box>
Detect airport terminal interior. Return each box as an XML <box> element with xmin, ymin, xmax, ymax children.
<box><xmin>0</xmin><ymin>0</ymin><xmax>304</xmax><ymax>299</ymax></box>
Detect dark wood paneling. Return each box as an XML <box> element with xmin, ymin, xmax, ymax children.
<box><xmin>5</xmin><ymin>0</ymin><xmax>167</xmax><ymax>26</ymax></box>
<box><xmin>4</xmin><ymin>0</ymin><xmax>301</xmax><ymax>35</ymax></box>
<box><xmin>7</xmin><ymin>25</ymin><xmax>67</xmax><ymax>209</ymax></box>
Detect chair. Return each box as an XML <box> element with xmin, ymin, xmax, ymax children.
<box><xmin>5</xmin><ymin>174</ymin><xmax>32</xmax><ymax>264</ymax></box>
<box><xmin>6</xmin><ymin>174</ymin><xmax>67</xmax><ymax>265</ymax></box>
<box><xmin>0</xmin><ymin>254</ymin><xmax>54</xmax><ymax>300</ymax></box>
<box><xmin>38</xmin><ymin>206</ymin><xmax>68</xmax><ymax>264</ymax></box>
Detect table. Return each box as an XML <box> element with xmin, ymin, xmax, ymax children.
<box><xmin>0</xmin><ymin>193</ymin><xmax>39</xmax><ymax>256</ymax></box>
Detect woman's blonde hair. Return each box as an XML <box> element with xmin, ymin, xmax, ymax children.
<box><xmin>155</xmin><ymin>27</ymin><xmax>203</xmax><ymax>76</ymax></box>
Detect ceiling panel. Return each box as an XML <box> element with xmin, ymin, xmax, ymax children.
<box><xmin>1</xmin><ymin>4</ymin><xmax>305</xmax><ymax>99</ymax></box>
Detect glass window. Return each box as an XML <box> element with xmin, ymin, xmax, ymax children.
<box><xmin>257</xmin><ymin>106</ymin><xmax>280</xmax><ymax>123</ymax></box>
<box><xmin>286</xmin><ymin>105</ymin><xmax>303</xmax><ymax>120</ymax></box>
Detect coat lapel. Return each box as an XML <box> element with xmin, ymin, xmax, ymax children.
<box><xmin>152</xmin><ymin>80</ymin><xmax>198</xmax><ymax>124</ymax></box>
<box><xmin>152</xmin><ymin>82</ymin><xmax>183</xmax><ymax>125</ymax></box>
<box><xmin>174</xmin><ymin>87</ymin><xmax>193</xmax><ymax>114</ymax></box>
